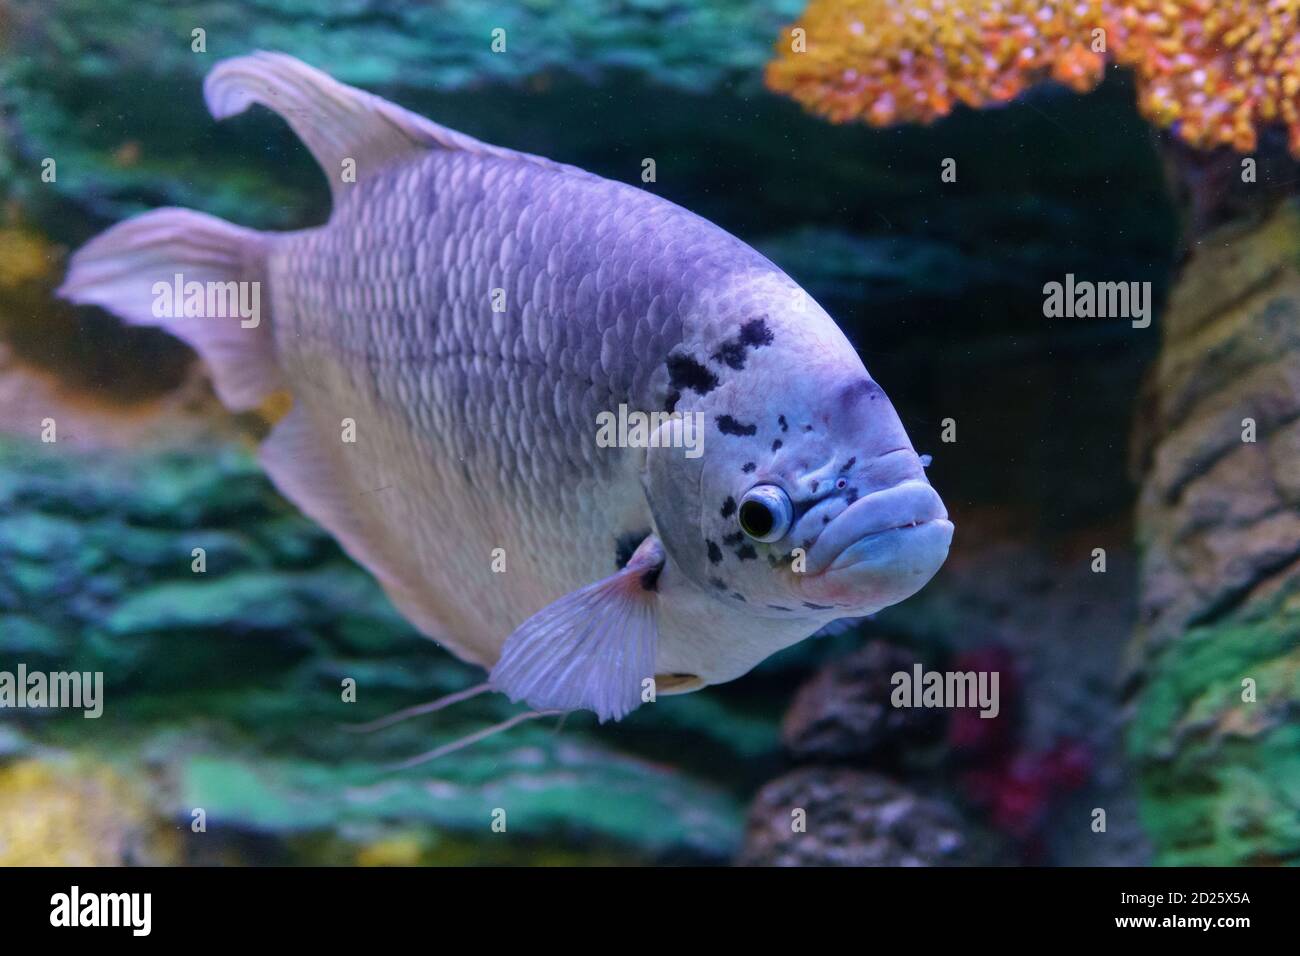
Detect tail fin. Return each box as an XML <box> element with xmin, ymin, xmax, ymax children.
<box><xmin>57</xmin><ymin>208</ymin><xmax>280</xmax><ymax>411</ymax></box>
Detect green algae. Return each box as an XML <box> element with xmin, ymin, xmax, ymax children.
<box><xmin>1128</xmin><ymin>595</ymin><xmax>1300</xmax><ymax>865</ymax></box>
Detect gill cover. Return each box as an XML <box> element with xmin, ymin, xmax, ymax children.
<box><xmin>642</xmin><ymin>416</ymin><xmax>709</xmax><ymax>582</ymax></box>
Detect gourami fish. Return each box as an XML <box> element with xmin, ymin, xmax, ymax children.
<box><xmin>60</xmin><ymin>53</ymin><xmax>953</xmax><ymax>740</ymax></box>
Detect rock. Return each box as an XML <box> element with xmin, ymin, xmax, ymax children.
<box><xmin>1128</xmin><ymin>199</ymin><xmax>1300</xmax><ymax>865</ymax></box>
<box><xmin>781</xmin><ymin>640</ymin><xmax>945</xmax><ymax>763</ymax></box>
<box><xmin>738</xmin><ymin>768</ymin><xmax>984</xmax><ymax>866</ymax></box>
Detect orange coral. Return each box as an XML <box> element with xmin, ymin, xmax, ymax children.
<box><xmin>766</xmin><ymin>0</ymin><xmax>1300</xmax><ymax>155</ymax></box>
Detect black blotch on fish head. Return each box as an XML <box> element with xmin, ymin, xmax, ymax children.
<box><xmin>778</xmin><ymin>414</ymin><xmax>788</xmax><ymax>432</ymax></box>
<box><xmin>711</xmin><ymin>339</ymin><xmax>748</xmax><ymax>370</ymax></box>
<box><xmin>664</xmin><ymin>389</ymin><xmax>680</xmax><ymax>413</ymax></box>
<box><xmin>767</xmin><ymin>604</ymin><xmax>792</xmax><ymax>612</ymax></box>
<box><xmin>731</xmin><ymin>591</ymin><xmax>747</xmax><ymax>602</ymax></box>
<box><xmin>614</xmin><ymin>529</ymin><xmax>652</xmax><ymax>569</ymax></box>
<box><xmin>722</xmin><ymin>531</ymin><xmax>744</xmax><ymax>546</ymax></box>
<box><xmin>735</xmin><ymin>543</ymin><xmax>757</xmax><ymax>561</ymax></box>
<box><xmin>716</xmin><ymin>415</ymin><xmax>757</xmax><ymax>436</ymax></box>
<box><xmin>720</xmin><ymin>497</ymin><xmax>736</xmax><ymax>518</ymax></box>
<box><xmin>709</xmin><ymin>577</ymin><xmax>728</xmax><ymax>590</ymax></box>
<box><xmin>771</xmin><ymin>439</ymin><xmax>783</xmax><ymax>452</ymax></box>
<box><xmin>739</xmin><ymin>318</ymin><xmax>774</xmax><ymax>348</ymax></box>
<box><xmin>666</xmin><ymin>352</ymin><xmax>719</xmax><ymax>395</ymax></box>
<box><xmin>706</xmin><ymin>540</ymin><xmax>723</xmax><ymax>564</ymax></box>
<box><xmin>708</xmin><ymin>318</ymin><xmax>775</xmax><ymax>372</ymax></box>
<box><xmin>839</xmin><ymin>456</ymin><xmax>857</xmax><ymax>474</ymax></box>
<box><xmin>742</xmin><ymin>462</ymin><xmax>756</xmax><ymax>474</ymax></box>
<box><xmin>845</xmin><ymin>487</ymin><xmax>859</xmax><ymax>505</ymax></box>
<box><xmin>802</xmin><ymin>601</ymin><xmax>834</xmax><ymax>610</ymax></box>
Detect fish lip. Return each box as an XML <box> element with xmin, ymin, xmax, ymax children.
<box><xmin>824</xmin><ymin>517</ymin><xmax>954</xmax><ymax>572</ymax></box>
<box><xmin>804</xmin><ymin>480</ymin><xmax>949</xmax><ymax>575</ymax></box>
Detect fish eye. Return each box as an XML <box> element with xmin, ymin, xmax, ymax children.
<box><xmin>738</xmin><ymin>485</ymin><xmax>793</xmax><ymax>542</ymax></box>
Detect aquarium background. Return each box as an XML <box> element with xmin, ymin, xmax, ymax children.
<box><xmin>0</xmin><ymin>1</ymin><xmax>1296</xmax><ymax>866</ymax></box>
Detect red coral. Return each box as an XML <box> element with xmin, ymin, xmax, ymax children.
<box><xmin>943</xmin><ymin>645</ymin><xmax>1093</xmax><ymax>854</ymax></box>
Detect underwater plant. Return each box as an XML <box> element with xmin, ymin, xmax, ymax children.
<box><xmin>766</xmin><ymin>0</ymin><xmax>1300</xmax><ymax>155</ymax></box>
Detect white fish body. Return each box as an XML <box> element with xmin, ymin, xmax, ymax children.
<box><xmin>61</xmin><ymin>54</ymin><xmax>953</xmax><ymax>723</ymax></box>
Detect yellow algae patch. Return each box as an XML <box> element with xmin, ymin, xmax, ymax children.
<box><xmin>0</xmin><ymin>226</ymin><xmax>56</xmax><ymax>289</ymax></box>
<box><xmin>355</xmin><ymin>833</ymin><xmax>427</xmax><ymax>867</ymax></box>
<box><xmin>0</xmin><ymin>758</ymin><xmax>179</xmax><ymax>866</ymax></box>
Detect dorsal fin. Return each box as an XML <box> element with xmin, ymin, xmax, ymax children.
<box><xmin>203</xmin><ymin>51</ymin><xmax>589</xmax><ymax>203</ymax></box>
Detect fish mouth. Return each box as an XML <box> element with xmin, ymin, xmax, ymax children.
<box><xmin>797</xmin><ymin>480</ymin><xmax>952</xmax><ymax>612</ymax></box>
<box><xmin>805</xmin><ymin>479</ymin><xmax>950</xmax><ymax>575</ymax></box>
<box><xmin>819</xmin><ymin>517</ymin><xmax>954</xmax><ymax>574</ymax></box>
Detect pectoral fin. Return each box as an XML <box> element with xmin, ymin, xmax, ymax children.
<box><xmin>489</xmin><ymin>536</ymin><xmax>664</xmax><ymax>723</ymax></box>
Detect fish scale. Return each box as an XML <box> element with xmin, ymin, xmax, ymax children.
<box><xmin>269</xmin><ymin>148</ymin><xmax>745</xmax><ymax>661</ymax></box>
